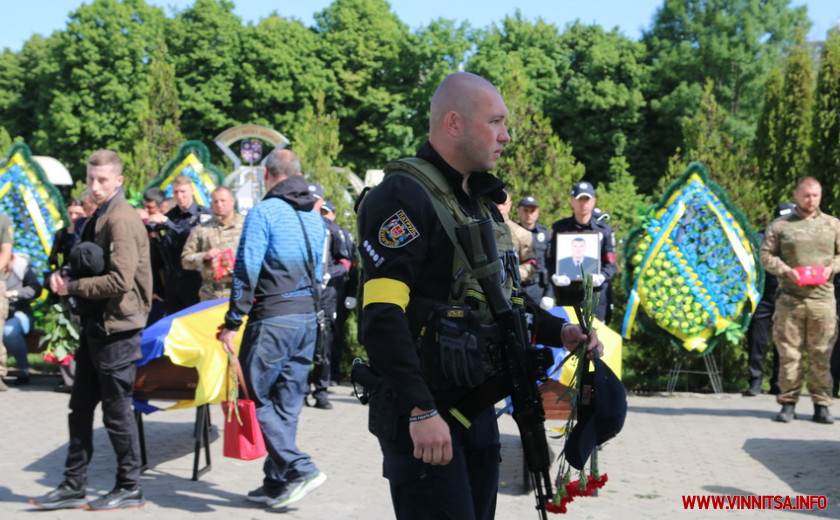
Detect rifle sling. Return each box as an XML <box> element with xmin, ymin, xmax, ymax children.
<box><xmin>448</xmin><ymin>373</ymin><xmax>512</xmax><ymax>429</ymax></box>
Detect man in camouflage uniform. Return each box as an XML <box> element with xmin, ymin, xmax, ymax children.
<box><xmin>496</xmin><ymin>190</ymin><xmax>536</xmax><ymax>284</ymax></box>
<box><xmin>0</xmin><ymin>211</ymin><xmax>13</xmax><ymax>390</ymax></box>
<box><xmin>181</xmin><ymin>187</ymin><xmax>244</xmax><ymax>301</ymax></box>
<box><xmin>760</xmin><ymin>177</ymin><xmax>840</xmax><ymax>424</ymax></box>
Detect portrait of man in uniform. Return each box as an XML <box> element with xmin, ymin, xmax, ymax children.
<box><xmin>555</xmin><ymin>233</ymin><xmax>600</xmax><ymax>280</ymax></box>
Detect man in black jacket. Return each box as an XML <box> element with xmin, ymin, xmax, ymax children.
<box><xmin>147</xmin><ymin>175</ymin><xmax>212</xmax><ymax>314</ymax></box>
<box><xmin>357</xmin><ymin>72</ymin><xmax>602</xmax><ymax>520</ymax></box>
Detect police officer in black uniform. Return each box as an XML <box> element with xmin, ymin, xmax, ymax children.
<box><xmin>147</xmin><ymin>175</ymin><xmax>212</xmax><ymax>315</ymax></box>
<box><xmin>549</xmin><ymin>181</ymin><xmax>617</xmax><ymax>323</ymax></box>
<box><xmin>307</xmin><ymin>189</ymin><xmax>355</xmax><ymax>409</ymax></box>
<box><xmin>517</xmin><ymin>195</ymin><xmax>552</xmax><ymax>307</ymax></box>
<box><xmin>744</xmin><ymin>202</ymin><xmax>792</xmax><ymax>396</ymax></box>
<box><xmin>357</xmin><ymin>72</ymin><xmax>602</xmax><ymax>520</ymax></box>
<box><xmin>320</xmin><ymin>200</ymin><xmax>356</xmax><ymax>384</ymax></box>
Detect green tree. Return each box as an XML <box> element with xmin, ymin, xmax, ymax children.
<box><xmin>469</xmin><ymin>17</ymin><xmax>649</xmax><ymax>188</ymax></box>
<box><xmin>493</xmin><ymin>57</ymin><xmax>585</xmax><ymax>226</ymax></box>
<box><xmin>467</xmin><ymin>12</ymin><xmax>564</xmax><ymax>110</ymax></box>
<box><xmin>168</xmin><ymin>0</ymin><xmax>243</xmax><ymax>142</ymax></box>
<box><xmin>760</xmin><ymin>35</ymin><xmax>815</xmax><ymax>207</ymax></box>
<box><xmin>293</xmin><ymin>93</ymin><xmax>353</xmax><ymax>229</ymax></box>
<box><xmin>0</xmin><ymin>34</ymin><xmax>63</xmax><ymax>151</ymax></box>
<box><xmin>125</xmin><ymin>43</ymin><xmax>183</xmax><ymax>194</ymax></box>
<box><xmin>754</xmin><ymin>67</ymin><xmax>785</xmax><ymax>207</ymax></box>
<box><xmin>667</xmin><ymin>81</ymin><xmax>764</xmax><ymax>226</ymax></box>
<box><xmin>640</xmin><ymin>0</ymin><xmax>810</xmax><ymax>192</ymax></box>
<box><xmin>595</xmin><ymin>157</ymin><xmax>651</xmax><ymax>238</ymax></box>
<box><xmin>550</xmin><ymin>23</ymin><xmax>649</xmax><ymax>186</ymax></box>
<box><xmin>34</xmin><ymin>0</ymin><xmax>168</xmax><ymax>179</ymax></box>
<box><xmin>231</xmin><ymin>14</ymin><xmax>336</xmax><ymax>137</ymax></box>
<box><xmin>401</xmin><ymin>18</ymin><xmax>474</xmax><ymax>151</ymax></box>
<box><xmin>810</xmin><ymin>30</ymin><xmax>840</xmax><ymax>214</ymax></box>
<box><xmin>0</xmin><ymin>50</ymin><xmax>23</xmax><ymax>137</ymax></box>
<box><xmin>0</xmin><ymin>126</ymin><xmax>11</xmax><ymax>156</ymax></box>
<box><xmin>314</xmin><ymin>0</ymin><xmax>415</xmax><ymax>172</ymax></box>
<box><xmin>1</xmin><ymin>34</ymin><xmax>59</xmax><ymax>161</ymax></box>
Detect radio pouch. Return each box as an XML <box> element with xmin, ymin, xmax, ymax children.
<box><xmin>418</xmin><ymin>304</ymin><xmax>486</xmax><ymax>390</ymax></box>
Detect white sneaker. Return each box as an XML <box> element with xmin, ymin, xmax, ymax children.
<box><xmin>269</xmin><ymin>471</ymin><xmax>327</xmax><ymax>508</ymax></box>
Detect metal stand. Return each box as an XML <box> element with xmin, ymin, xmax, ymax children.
<box><xmin>135</xmin><ymin>404</ymin><xmax>212</xmax><ymax>481</ymax></box>
<box><xmin>191</xmin><ymin>404</ymin><xmax>212</xmax><ymax>481</ymax></box>
<box><xmin>667</xmin><ymin>351</ymin><xmax>723</xmax><ymax>395</ymax></box>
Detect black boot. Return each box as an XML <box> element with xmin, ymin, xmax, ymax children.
<box><xmin>743</xmin><ymin>379</ymin><xmax>761</xmax><ymax>396</ymax></box>
<box><xmin>775</xmin><ymin>403</ymin><xmax>795</xmax><ymax>423</ymax></box>
<box><xmin>813</xmin><ymin>405</ymin><xmax>834</xmax><ymax>424</ymax></box>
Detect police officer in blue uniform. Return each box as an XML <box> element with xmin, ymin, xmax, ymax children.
<box><xmin>549</xmin><ymin>181</ymin><xmax>617</xmax><ymax>323</ymax></box>
<box><xmin>517</xmin><ymin>196</ymin><xmax>552</xmax><ymax>307</ymax></box>
<box><xmin>356</xmin><ymin>72</ymin><xmax>602</xmax><ymax>520</ymax></box>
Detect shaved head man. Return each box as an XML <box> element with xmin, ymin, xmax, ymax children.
<box><xmin>356</xmin><ymin>72</ymin><xmax>602</xmax><ymax>520</ymax></box>
<box><xmin>429</xmin><ymin>72</ymin><xmax>510</xmax><ymax>178</ymax></box>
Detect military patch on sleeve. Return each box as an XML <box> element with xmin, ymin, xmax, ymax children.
<box><xmin>378</xmin><ymin>209</ymin><xmax>420</xmax><ymax>248</ymax></box>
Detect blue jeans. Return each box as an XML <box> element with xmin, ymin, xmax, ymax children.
<box><xmin>4</xmin><ymin>311</ymin><xmax>31</xmax><ymax>372</ymax></box>
<box><xmin>239</xmin><ymin>313</ymin><xmax>319</xmax><ymax>494</ymax></box>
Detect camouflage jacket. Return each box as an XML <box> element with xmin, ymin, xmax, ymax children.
<box><xmin>760</xmin><ymin>209</ymin><xmax>840</xmax><ymax>300</ymax></box>
<box><xmin>181</xmin><ymin>213</ymin><xmax>245</xmax><ymax>300</ymax></box>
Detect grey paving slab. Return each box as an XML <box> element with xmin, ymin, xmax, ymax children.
<box><xmin>1</xmin><ymin>375</ymin><xmax>838</xmax><ymax>519</ymax></box>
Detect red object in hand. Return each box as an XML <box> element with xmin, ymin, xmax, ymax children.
<box><xmin>212</xmin><ymin>249</ymin><xmax>235</xmax><ymax>280</ymax></box>
<box><xmin>795</xmin><ymin>266</ymin><xmax>827</xmax><ymax>286</ymax></box>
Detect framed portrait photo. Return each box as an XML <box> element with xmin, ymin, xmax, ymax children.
<box><xmin>555</xmin><ymin>232</ymin><xmax>601</xmax><ymax>281</ymax></box>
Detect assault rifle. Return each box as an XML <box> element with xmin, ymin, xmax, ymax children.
<box><xmin>449</xmin><ymin>218</ymin><xmax>555</xmax><ymax>520</ymax></box>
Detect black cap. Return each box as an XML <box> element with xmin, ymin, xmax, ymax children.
<box><xmin>564</xmin><ymin>358</ymin><xmax>627</xmax><ymax>470</ymax></box>
<box><xmin>571</xmin><ymin>181</ymin><xmax>596</xmax><ymax>199</ymax></box>
<box><xmin>321</xmin><ymin>200</ymin><xmax>336</xmax><ymax>213</ymax></box>
<box><xmin>307</xmin><ymin>183</ymin><xmax>323</xmax><ymax>199</ymax></box>
<box><xmin>68</xmin><ymin>242</ymin><xmax>106</xmax><ymax>279</ymax></box>
<box><xmin>775</xmin><ymin>201</ymin><xmax>795</xmax><ymax>218</ymax></box>
<box><xmin>518</xmin><ymin>196</ymin><xmax>539</xmax><ymax>208</ymax></box>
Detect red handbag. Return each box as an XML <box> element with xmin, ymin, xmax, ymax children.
<box><xmin>221</xmin><ymin>354</ymin><xmax>267</xmax><ymax>460</ymax></box>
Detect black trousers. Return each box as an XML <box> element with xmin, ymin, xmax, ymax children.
<box><xmin>64</xmin><ymin>325</ymin><xmax>142</xmax><ymax>490</ymax></box>
<box><xmin>331</xmin><ymin>300</ymin><xmax>350</xmax><ymax>382</ymax></box>
<box><xmin>164</xmin><ymin>272</ymin><xmax>201</xmax><ymax>315</ymax></box>
<box><xmin>308</xmin><ymin>318</ymin><xmax>335</xmax><ymax>399</ymax></box>
<box><xmin>746</xmin><ymin>298</ymin><xmax>779</xmax><ymax>385</ymax></box>
<box><xmin>379</xmin><ymin>407</ymin><xmax>500</xmax><ymax>520</ymax></box>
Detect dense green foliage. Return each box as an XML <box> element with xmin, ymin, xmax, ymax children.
<box><xmin>2</xmin><ymin>0</ymin><xmax>837</xmax><ymax>391</ymax></box>
<box><xmin>810</xmin><ymin>31</ymin><xmax>840</xmax><ymax>214</ymax></box>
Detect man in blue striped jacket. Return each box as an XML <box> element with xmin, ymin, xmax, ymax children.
<box><xmin>220</xmin><ymin>149</ymin><xmax>328</xmax><ymax>509</ymax></box>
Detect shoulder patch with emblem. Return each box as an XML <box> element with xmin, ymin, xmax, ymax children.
<box><xmin>378</xmin><ymin>209</ymin><xmax>420</xmax><ymax>248</ymax></box>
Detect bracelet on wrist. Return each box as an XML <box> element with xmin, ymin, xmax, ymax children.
<box><xmin>408</xmin><ymin>409</ymin><xmax>439</xmax><ymax>422</ymax></box>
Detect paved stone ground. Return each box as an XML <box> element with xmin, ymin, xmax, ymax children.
<box><xmin>1</xmin><ymin>373</ymin><xmax>838</xmax><ymax>519</ymax></box>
